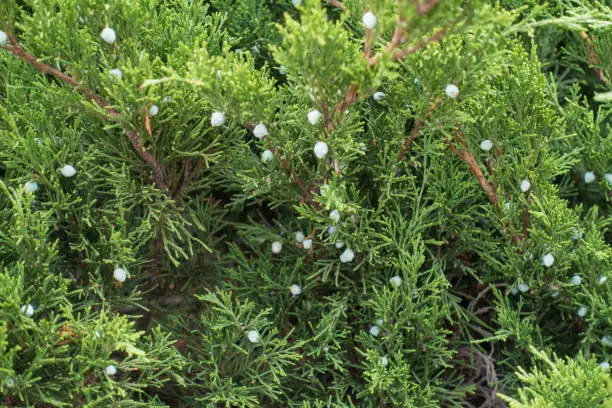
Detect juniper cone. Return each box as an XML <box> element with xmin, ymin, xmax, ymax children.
<box><xmin>0</xmin><ymin>0</ymin><xmax>611</xmax><ymax>407</ymax></box>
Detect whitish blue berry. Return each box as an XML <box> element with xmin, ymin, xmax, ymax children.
<box><xmin>373</xmin><ymin>92</ymin><xmax>385</xmax><ymax>102</ymax></box>
<box><xmin>313</xmin><ymin>141</ymin><xmax>329</xmax><ymax>159</ymax></box>
<box><xmin>113</xmin><ymin>267</ymin><xmax>127</xmax><ymax>282</ymax></box>
<box><xmin>329</xmin><ymin>209</ymin><xmax>340</xmax><ymax>223</ymax></box>
<box><xmin>289</xmin><ymin>284</ymin><xmax>301</xmax><ymax>296</ymax></box>
<box><xmin>25</xmin><ymin>181</ymin><xmax>38</xmax><ymax>193</ymax></box>
<box><xmin>389</xmin><ymin>275</ymin><xmax>402</xmax><ymax>287</ymax></box>
<box><xmin>253</xmin><ymin>123</ymin><xmax>268</xmax><ymax>139</ymax></box>
<box><xmin>105</xmin><ymin>365</ymin><xmax>117</xmax><ymax>376</ymax></box>
<box><xmin>261</xmin><ymin>149</ymin><xmax>274</xmax><ymax>162</ymax></box>
<box><xmin>308</xmin><ymin>110</ymin><xmax>321</xmax><ymax>125</ymax></box>
<box><xmin>109</xmin><ymin>68</ymin><xmax>123</xmax><ymax>80</ymax></box>
<box><xmin>21</xmin><ymin>304</ymin><xmax>34</xmax><ymax>317</ymax></box>
<box><xmin>520</xmin><ymin>179</ymin><xmax>531</xmax><ymax>192</ymax></box>
<box><xmin>271</xmin><ymin>241</ymin><xmax>282</xmax><ymax>254</ymax></box>
<box><xmin>247</xmin><ymin>330</ymin><xmax>260</xmax><ymax>344</ymax></box>
<box><xmin>445</xmin><ymin>84</ymin><xmax>459</xmax><ymax>98</ymax></box>
<box><xmin>570</xmin><ymin>275</ymin><xmax>582</xmax><ymax>286</ymax></box>
<box><xmin>61</xmin><ymin>165</ymin><xmax>77</xmax><ymax>177</ymax></box>
<box><xmin>339</xmin><ymin>248</ymin><xmax>354</xmax><ymax>263</ymax></box>
<box><xmin>100</xmin><ymin>27</ymin><xmax>116</xmax><ymax>44</ymax></box>
<box><xmin>480</xmin><ymin>139</ymin><xmax>493</xmax><ymax>152</ymax></box>
<box><xmin>211</xmin><ymin>111</ymin><xmax>226</xmax><ymax>127</ymax></box>
<box><xmin>541</xmin><ymin>253</ymin><xmax>554</xmax><ymax>268</ymax></box>
<box><xmin>362</xmin><ymin>11</ymin><xmax>377</xmax><ymax>29</ymax></box>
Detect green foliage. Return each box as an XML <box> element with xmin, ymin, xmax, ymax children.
<box><xmin>499</xmin><ymin>347</ymin><xmax>612</xmax><ymax>407</ymax></box>
<box><xmin>0</xmin><ymin>0</ymin><xmax>610</xmax><ymax>406</ymax></box>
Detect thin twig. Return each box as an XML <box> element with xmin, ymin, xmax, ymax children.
<box><xmin>446</xmin><ymin>128</ymin><xmax>500</xmax><ymax>209</ymax></box>
<box><xmin>266</xmin><ymin>145</ymin><xmax>318</xmax><ymax>207</ymax></box>
<box><xmin>364</xmin><ymin>29</ymin><xmax>373</xmax><ymax>58</ymax></box>
<box><xmin>325</xmin><ymin>0</ymin><xmax>345</xmax><ymax>10</ymax></box>
<box><xmin>522</xmin><ymin>191</ymin><xmax>531</xmax><ymax>249</ymax></box>
<box><xmin>334</xmin><ymin>84</ymin><xmax>359</xmax><ymax>117</ymax></box>
<box><xmin>581</xmin><ymin>31</ymin><xmax>608</xmax><ymax>85</ymax></box>
<box><xmin>397</xmin><ymin>97</ymin><xmax>441</xmax><ymax>162</ymax></box>
<box><xmin>176</xmin><ymin>158</ymin><xmax>204</xmax><ymax>198</ymax></box>
<box><xmin>387</xmin><ymin>14</ymin><xmax>406</xmax><ymax>52</ymax></box>
<box><xmin>415</xmin><ymin>0</ymin><xmax>442</xmax><ymax>16</ymax></box>
<box><xmin>124</xmin><ymin>130</ymin><xmax>168</xmax><ymax>191</ymax></box>
<box><xmin>392</xmin><ymin>26</ymin><xmax>448</xmax><ymax>61</ymax></box>
<box><xmin>369</xmin><ymin>25</ymin><xmax>449</xmax><ymax>66</ymax></box>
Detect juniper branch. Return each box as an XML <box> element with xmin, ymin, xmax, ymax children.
<box><xmin>2</xmin><ymin>32</ymin><xmax>169</xmax><ymax>192</ymax></box>
<box><xmin>3</xmin><ymin>34</ymin><xmax>111</xmax><ymax>112</ymax></box>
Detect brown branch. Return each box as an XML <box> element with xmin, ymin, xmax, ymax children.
<box><xmin>335</xmin><ymin>85</ymin><xmax>359</xmax><ymax>117</ymax></box>
<box><xmin>369</xmin><ymin>25</ymin><xmax>449</xmax><ymax>66</ymax></box>
<box><xmin>522</xmin><ymin>191</ymin><xmax>531</xmax><ymax>249</ymax></box>
<box><xmin>397</xmin><ymin>97</ymin><xmax>441</xmax><ymax>162</ymax></box>
<box><xmin>415</xmin><ymin>0</ymin><xmax>442</xmax><ymax>16</ymax></box>
<box><xmin>125</xmin><ymin>130</ymin><xmax>168</xmax><ymax>191</ymax></box>
<box><xmin>5</xmin><ymin>35</ymin><xmax>113</xmax><ymax>114</ymax></box>
<box><xmin>393</xmin><ymin>26</ymin><xmax>448</xmax><ymax>61</ymax></box>
<box><xmin>387</xmin><ymin>14</ymin><xmax>406</xmax><ymax>52</ymax></box>
<box><xmin>485</xmin><ymin>157</ymin><xmax>498</xmax><ymax>194</ymax></box>
<box><xmin>364</xmin><ymin>28</ymin><xmax>373</xmax><ymax>58</ymax></box>
<box><xmin>176</xmin><ymin>158</ymin><xmax>204</xmax><ymax>198</ymax></box>
<box><xmin>266</xmin><ymin>145</ymin><xmax>317</xmax><ymax>207</ymax></box>
<box><xmin>581</xmin><ymin>31</ymin><xmax>607</xmax><ymax>85</ymax></box>
<box><xmin>4</xmin><ymin>31</ymin><xmax>170</xmax><ymax>192</ymax></box>
<box><xmin>446</xmin><ymin>128</ymin><xmax>500</xmax><ymax>209</ymax></box>
<box><xmin>325</xmin><ymin>0</ymin><xmax>346</xmax><ymax>11</ymax></box>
